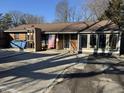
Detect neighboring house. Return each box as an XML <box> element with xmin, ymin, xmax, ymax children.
<box><xmin>4</xmin><ymin>20</ymin><xmax>124</xmax><ymax>55</ymax></box>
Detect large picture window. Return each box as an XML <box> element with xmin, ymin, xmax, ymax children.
<box><xmin>81</xmin><ymin>35</ymin><xmax>87</xmax><ymax>48</ymax></box>
<box><xmin>98</xmin><ymin>34</ymin><xmax>106</xmax><ymax>48</ymax></box>
<box><xmin>109</xmin><ymin>34</ymin><xmax>118</xmax><ymax>49</ymax></box>
<box><xmin>90</xmin><ymin>34</ymin><xmax>96</xmax><ymax>48</ymax></box>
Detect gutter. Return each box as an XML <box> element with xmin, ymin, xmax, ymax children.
<box><xmin>4</xmin><ymin>30</ymin><xmax>27</xmax><ymax>33</ymax></box>
<box><xmin>44</xmin><ymin>32</ymin><xmax>78</xmax><ymax>34</ymax></box>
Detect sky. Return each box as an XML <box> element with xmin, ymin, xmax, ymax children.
<box><xmin>0</xmin><ymin>0</ymin><xmax>87</xmax><ymax>23</ymax></box>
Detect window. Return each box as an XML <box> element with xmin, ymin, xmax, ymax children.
<box><xmin>109</xmin><ymin>34</ymin><xmax>118</xmax><ymax>49</ymax></box>
<box><xmin>98</xmin><ymin>34</ymin><xmax>106</xmax><ymax>48</ymax></box>
<box><xmin>81</xmin><ymin>35</ymin><xmax>87</xmax><ymax>48</ymax></box>
<box><xmin>14</xmin><ymin>33</ymin><xmax>19</xmax><ymax>40</ymax></box>
<box><xmin>90</xmin><ymin>34</ymin><xmax>96</xmax><ymax>48</ymax></box>
<box><xmin>41</xmin><ymin>34</ymin><xmax>49</xmax><ymax>45</ymax></box>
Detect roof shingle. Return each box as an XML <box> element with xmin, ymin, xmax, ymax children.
<box><xmin>5</xmin><ymin>20</ymin><xmax>119</xmax><ymax>33</ymax></box>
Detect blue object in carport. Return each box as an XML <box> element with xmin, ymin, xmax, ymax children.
<box><xmin>10</xmin><ymin>40</ymin><xmax>27</xmax><ymax>49</ymax></box>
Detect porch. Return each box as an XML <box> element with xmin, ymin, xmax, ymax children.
<box><xmin>41</xmin><ymin>34</ymin><xmax>78</xmax><ymax>52</ymax></box>
<box><xmin>78</xmin><ymin>32</ymin><xmax>121</xmax><ymax>55</ymax></box>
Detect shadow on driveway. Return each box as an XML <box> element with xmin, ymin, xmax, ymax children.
<box><xmin>0</xmin><ymin>49</ymin><xmax>59</xmax><ymax>63</ymax></box>
<box><xmin>0</xmin><ymin>53</ymin><xmax>124</xmax><ymax>80</ymax></box>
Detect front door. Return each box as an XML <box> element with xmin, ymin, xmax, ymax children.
<box><xmin>64</xmin><ymin>34</ymin><xmax>70</xmax><ymax>48</ymax></box>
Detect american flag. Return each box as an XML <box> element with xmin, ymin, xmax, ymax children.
<box><xmin>48</xmin><ymin>35</ymin><xmax>56</xmax><ymax>49</ymax></box>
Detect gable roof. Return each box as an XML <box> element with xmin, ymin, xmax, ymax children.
<box><xmin>5</xmin><ymin>20</ymin><xmax>119</xmax><ymax>33</ymax></box>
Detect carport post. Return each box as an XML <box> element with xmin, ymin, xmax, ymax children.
<box><xmin>77</xmin><ymin>34</ymin><xmax>82</xmax><ymax>53</ymax></box>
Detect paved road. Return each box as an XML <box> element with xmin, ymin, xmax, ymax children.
<box><xmin>0</xmin><ymin>50</ymin><xmax>86</xmax><ymax>93</ymax></box>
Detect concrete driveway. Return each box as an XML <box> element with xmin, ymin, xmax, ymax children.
<box><xmin>1</xmin><ymin>49</ymin><xmax>124</xmax><ymax>93</ymax></box>
<box><xmin>0</xmin><ymin>50</ymin><xmax>86</xmax><ymax>93</ymax></box>
<box><xmin>50</xmin><ymin>55</ymin><xmax>124</xmax><ymax>93</ymax></box>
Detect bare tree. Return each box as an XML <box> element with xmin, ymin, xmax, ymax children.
<box><xmin>68</xmin><ymin>7</ymin><xmax>83</xmax><ymax>22</ymax></box>
<box><xmin>8</xmin><ymin>11</ymin><xmax>24</xmax><ymax>26</ymax></box>
<box><xmin>87</xmin><ymin>0</ymin><xmax>109</xmax><ymax>20</ymax></box>
<box><xmin>55</xmin><ymin>0</ymin><xmax>103</xmax><ymax>22</ymax></box>
<box><xmin>55</xmin><ymin>0</ymin><xmax>69</xmax><ymax>22</ymax></box>
<box><xmin>69</xmin><ymin>4</ymin><xmax>98</xmax><ymax>22</ymax></box>
<box><xmin>55</xmin><ymin>0</ymin><xmax>83</xmax><ymax>22</ymax></box>
<box><xmin>22</xmin><ymin>13</ymin><xmax>44</xmax><ymax>24</ymax></box>
<box><xmin>8</xmin><ymin>11</ymin><xmax>45</xmax><ymax>26</ymax></box>
<box><xmin>80</xmin><ymin>4</ymin><xmax>96</xmax><ymax>21</ymax></box>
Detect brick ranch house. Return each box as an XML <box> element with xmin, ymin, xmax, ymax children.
<box><xmin>3</xmin><ymin>20</ymin><xmax>124</xmax><ymax>55</ymax></box>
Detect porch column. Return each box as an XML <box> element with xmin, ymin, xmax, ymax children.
<box><xmin>117</xmin><ymin>33</ymin><xmax>122</xmax><ymax>55</ymax></box>
<box><xmin>77</xmin><ymin>34</ymin><xmax>82</xmax><ymax>53</ymax></box>
<box><xmin>34</xmin><ymin>29</ymin><xmax>36</xmax><ymax>52</ymax></box>
<box><xmin>56</xmin><ymin>34</ymin><xmax>59</xmax><ymax>50</ymax></box>
<box><xmin>87</xmin><ymin>34</ymin><xmax>90</xmax><ymax>49</ymax></box>
<box><xmin>106</xmin><ymin>34</ymin><xmax>110</xmax><ymax>53</ymax></box>
<box><xmin>94</xmin><ymin>34</ymin><xmax>99</xmax><ymax>54</ymax></box>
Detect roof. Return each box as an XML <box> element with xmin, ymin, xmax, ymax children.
<box><xmin>4</xmin><ymin>20</ymin><xmax>119</xmax><ymax>33</ymax></box>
